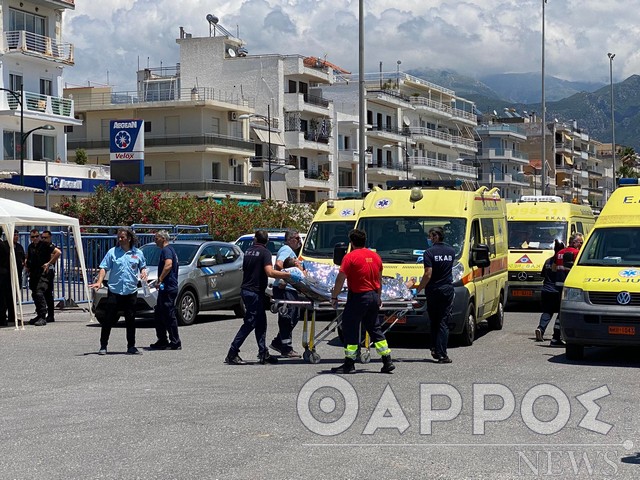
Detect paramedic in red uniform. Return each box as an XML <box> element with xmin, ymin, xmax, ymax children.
<box><xmin>330</xmin><ymin>229</ymin><xmax>395</xmax><ymax>374</ymax></box>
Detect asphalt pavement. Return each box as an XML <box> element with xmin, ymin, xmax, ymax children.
<box><xmin>1</xmin><ymin>306</ymin><xmax>639</xmax><ymax>479</ymax></box>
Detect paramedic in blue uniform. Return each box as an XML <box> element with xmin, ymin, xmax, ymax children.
<box><xmin>225</xmin><ymin>230</ymin><xmax>291</xmax><ymax>365</ymax></box>
<box><xmin>89</xmin><ymin>227</ymin><xmax>148</xmax><ymax>355</ymax></box>
<box><xmin>408</xmin><ymin>226</ymin><xmax>455</xmax><ymax>363</ymax></box>
<box><xmin>270</xmin><ymin>229</ymin><xmax>302</xmax><ymax>358</ymax></box>
<box><xmin>149</xmin><ymin>230</ymin><xmax>181</xmax><ymax>350</ymax></box>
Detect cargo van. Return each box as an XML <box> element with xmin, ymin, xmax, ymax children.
<box><xmin>300</xmin><ymin>197</ymin><xmax>364</xmax><ymax>265</ymax></box>
<box><xmin>506</xmin><ymin>196</ymin><xmax>595</xmax><ymax>304</ymax></box>
<box><xmin>353</xmin><ymin>180</ymin><xmax>508</xmax><ymax>345</ymax></box>
<box><xmin>560</xmin><ymin>179</ymin><xmax>640</xmax><ymax>360</ymax></box>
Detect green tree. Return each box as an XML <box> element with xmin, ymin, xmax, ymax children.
<box><xmin>74</xmin><ymin>148</ymin><xmax>88</xmax><ymax>165</ymax></box>
<box><xmin>617</xmin><ymin>146</ymin><xmax>638</xmax><ymax>179</ymax></box>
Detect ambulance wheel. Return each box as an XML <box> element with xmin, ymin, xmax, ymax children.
<box><xmin>487</xmin><ymin>293</ymin><xmax>505</xmax><ymax>330</ymax></box>
<box><xmin>459</xmin><ymin>303</ymin><xmax>476</xmax><ymax>346</ymax></box>
<box><xmin>358</xmin><ymin>349</ymin><xmax>371</xmax><ymax>364</ymax></box>
<box><xmin>565</xmin><ymin>343</ymin><xmax>584</xmax><ymax>361</ymax></box>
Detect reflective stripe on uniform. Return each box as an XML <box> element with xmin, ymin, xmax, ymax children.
<box><xmin>344</xmin><ymin>344</ymin><xmax>358</xmax><ymax>359</ymax></box>
<box><xmin>374</xmin><ymin>339</ymin><xmax>391</xmax><ymax>356</ymax></box>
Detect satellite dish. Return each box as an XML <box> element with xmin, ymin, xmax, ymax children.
<box><xmin>403</xmin><ymin>116</ymin><xmax>411</xmax><ymax>127</ymax></box>
<box><xmin>493</xmin><ymin>110</ymin><xmax>497</xmax><ymax>116</ymax></box>
<box><xmin>227</xmin><ymin>48</ymin><xmax>237</xmax><ymax>57</ymax></box>
<box><xmin>206</xmin><ymin>14</ymin><xmax>219</xmax><ymax>24</ymax></box>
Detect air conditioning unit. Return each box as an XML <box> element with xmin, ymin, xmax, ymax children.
<box><xmin>228</xmin><ymin>111</ymin><xmax>238</xmax><ymax>121</ymax></box>
<box><xmin>229</xmin><ymin>158</ymin><xmax>237</xmax><ymax>167</ymax></box>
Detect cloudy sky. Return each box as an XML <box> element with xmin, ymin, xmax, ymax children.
<box><xmin>63</xmin><ymin>0</ymin><xmax>638</xmax><ymax>91</ymax></box>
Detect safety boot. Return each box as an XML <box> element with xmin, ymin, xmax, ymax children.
<box><xmin>380</xmin><ymin>354</ymin><xmax>395</xmax><ymax>373</ymax></box>
<box><xmin>331</xmin><ymin>357</ymin><xmax>355</xmax><ymax>374</ymax></box>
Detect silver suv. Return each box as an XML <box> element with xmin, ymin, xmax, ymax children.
<box><xmin>92</xmin><ymin>240</ymin><xmax>245</xmax><ymax>325</ymax></box>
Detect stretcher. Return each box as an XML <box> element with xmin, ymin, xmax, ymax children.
<box><xmin>272</xmin><ymin>290</ymin><xmax>416</xmax><ymax>364</ymax></box>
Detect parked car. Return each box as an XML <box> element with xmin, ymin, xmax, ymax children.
<box><xmin>92</xmin><ymin>240</ymin><xmax>245</xmax><ymax>326</ymax></box>
<box><xmin>234</xmin><ymin>231</ymin><xmax>305</xmax><ymax>297</ymax></box>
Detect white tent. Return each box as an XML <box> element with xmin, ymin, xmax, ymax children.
<box><xmin>0</xmin><ymin>198</ymin><xmax>92</xmax><ymax>329</ymax></box>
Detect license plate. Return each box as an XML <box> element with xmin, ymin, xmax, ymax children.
<box><xmin>512</xmin><ymin>290</ymin><xmax>533</xmax><ymax>297</ymax></box>
<box><xmin>608</xmin><ymin>326</ymin><xmax>635</xmax><ymax>336</ymax></box>
<box><xmin>384</xmin><ymin>314</ymin><xmax>406</xmax><ymax>325</ymax></box>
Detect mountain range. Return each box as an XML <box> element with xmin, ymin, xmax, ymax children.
<box><xmin>406</xmin><ymin>68</ymin><xmax>640</xmax><ymax>151</ymax></box>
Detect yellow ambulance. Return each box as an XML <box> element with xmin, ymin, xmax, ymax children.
<box><xmin>354</xmin><ymin>180</ymin><xmax>508</xmax><ymax>345</ymax></box>
<box><xmin>560</xmin><ymin>179</ymin><xmax>640</xmax><ymax>360</ymax></box>
<box><xmin>300</xmin><ymin>197</ymin><xmax>364</xmax><ymax>265</ymax></box>
<box><xmin>506</xmin><ymin>196</ymin><xmax>595</xmax><ymax>304</ymax></box>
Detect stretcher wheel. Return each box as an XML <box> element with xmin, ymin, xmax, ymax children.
<box><xmin>270</xmin><ymin>303</ymin><xmax>279</xmax><ymax>314</ymax></box>
<box><xmin>303</xmin><ymin>349</ymin><xmax>320</xmax><ymax>363</ymax></box>
<box><xmin>279</xmin><ymin>305</ymin><xmax>288</xmax><ymax>315</ymax></box>
<box><xmin>358</xmin><ymin>349</ymin><xmax>371</xmax><ymax>364</ymax></box>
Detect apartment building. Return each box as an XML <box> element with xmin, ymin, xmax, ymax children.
<box><xmin>65</xmin><ymin>82</ymin><xmax>259</xmax><ymax>201</ymax></box>
<box><xmin>177</xmin><ymin>22</ymin><xmax>337</xmax><ymax>203</ymax></box>
<box><xmin>0</xmin><ymin>0</ymin><xmax>100</xmax><ymax>207</ymax></box>
<box><xmin>323</xmin><ymin>71</ymin><xmax>478</xmax><ymax>191</ymax></box>
<box><xmin>475</xmin><ymin>122</ymin><xmax>529</xmax><ymax>202</ymax></box>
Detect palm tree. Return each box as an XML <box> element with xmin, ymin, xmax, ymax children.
<box><xmin>617</xmin><ymin>146</ymin><xmax>638</xmax><ymax>179</ymax></box>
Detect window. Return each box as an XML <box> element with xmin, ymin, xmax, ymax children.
<box><xmin>9</xmin><ymin>74</ymin><xmax>23</xmax><ymax>92</ymax></box>
<box><xmin>40</xmin><ymin>79</ymin><xmax>52</xmax><ymax>96</ymax></box>
<box><xmin>211</xmin><ymin>162</ymin><xmax>220</xmax><ymax>180</ymax></box>
<box><xmin>233</xmin><ymin>164</ymin><xmax>244</xmax><ymax>183</ymax></box>
<box><xmin>481</xmin><ymin>218</ymin><xmax>496</xmax><ymax>255</ymax></box>
<box><xmin>144</xmin><ymin>122</ymin><xmax>151</xmax><ymax>133</ymax></box>
<box><xmin>64</xmin><ymin>126</ymin><xmax>73</xmax><ymax>133</ymax></box>
<box><xmin>288</xmin><ymin>80</ymin><xmax>297</xmax><ymax>93</ymax></box>
<box><xmin>32</xmin><ymin>134</ymin><xmax>55</xmax><ymax>161</ymax></box>
<box><xmin>144</xmin><ymin>166</ymin><xmax>152</xmax><ymax>177</ymax></box>
<box><xmin>210</xmin><ymin>117</ymin><xmax>220</xmax><ymax>134</ymax></box>
<box><xmin>9</xmin><ymin>8</ymin><xmax>46</xmax><ymax>35</ymax></box>
<box><xmin>3</xmin><ymin>131</ymin><xmax>18</xmax><ymax>160</ymax></box>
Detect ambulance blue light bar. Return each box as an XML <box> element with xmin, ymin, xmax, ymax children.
<box><xmin>386</xmin><ymin>179</ymin><xmax>462</xmax><ymax>190</ymax></box>
<box><xmin>618</xmin><ymin>178</ymin><xmax>640</xmax><ymax>186</ymax></box>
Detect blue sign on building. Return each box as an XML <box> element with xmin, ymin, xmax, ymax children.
<box><xmin>110</xmin><ymin>119</ymin><xmax>144</xmax><ymax>184</ymax></box>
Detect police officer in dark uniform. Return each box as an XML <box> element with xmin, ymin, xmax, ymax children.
<box><xmin>225</xmin><ymin>230</ymin><xmax>291</xmax><ymax>365</ymax></box>
<box><xmin>29</xmin><ymin>230</ymin><xmax>61</xmax><ymax>326</ymax></box>
<box><xmin>409</xmin><ymin>226</ymin><xmax>456</xmax><ymax>363</ymax></box>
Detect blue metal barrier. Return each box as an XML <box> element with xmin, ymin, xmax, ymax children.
<box><xmin>18</xmin><ymin>224</ymin><xmax>210</xmax><ymax>308</ymax></box>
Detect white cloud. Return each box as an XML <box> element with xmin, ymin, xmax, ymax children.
<box><xmin>63</xmin><ymin>0</ymin><xmax>637</xmax><ymax>90</ymax></box>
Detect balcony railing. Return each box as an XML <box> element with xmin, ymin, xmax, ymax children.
<box><xmin>67</xmin><ymin>133</ymin><xmax>255</xmax><ymax>151</ymax></box>
<box><xmin>409</xmin><ymin>126</ymin><xmax>476</xmax><ymax>149</ymax></box>
<box><xmin>301</xmin><ymin>131</ymin><xmax>330</xmax><ymax>144</ymax></box>
<box><xmin>411</xmin><ymin>156</ymin><xmax>476</xmax><ymax>175</ymax></box>
<box><xmin>477</xmin><ymin>148</ymin><xmax>529</xmax><ymax>160</ymax></box>
<box><xmin>131</xmin><ymin>179</ymin><xmax>260</xmax><ymax>194</ymax></box>
<box><xmin>409</xmin><ymin>97</ymin><xmax>476</xmax><ymax>122</ymax></box>
<box><xmin>303</xmin><ymin>93</ymin><xmax>329</xmax><ymax>108</ymax></box>
<box><xmin>2</xmin><ymin>90</ymin><xmax>74</xmax><ymax>119</ymax></box>
<box><xmin>370</xmin><ymin>125</ymin><xmax>410</xmax><ymax>137</ymax></box>
<box><xmin>4</xmin><ymin>30</ymin><xmax>74</xmax><ymax>65</ymax></box>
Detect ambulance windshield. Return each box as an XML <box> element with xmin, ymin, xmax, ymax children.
<box><xmin>302</xmin><ymin>220</ymin><xmax>356</xmax><ymax>259</ymax></box>
<box><xmin>579</xmin><ymin>227</ymin><xmax>640</xmax><ymax>267</ymax></box>
<box><xmin>357</xmin><ymin>217</ymin><xmax>466</xmax><ymax>263</ymax></box>
<box><xmin>507</xmin><ymin>221</ymin><xmax>567</xmax><ymax>250</ymax></box>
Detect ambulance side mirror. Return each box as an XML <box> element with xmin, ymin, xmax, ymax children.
<box><xmin>333</xmin><ymin>242</ymin><xmax>348</xmax><ymax>266</ymax></box>
<box><xmin>471</xmin><ymin>244</ymin><xmax>491</xmax><ymax>268</ymax></box>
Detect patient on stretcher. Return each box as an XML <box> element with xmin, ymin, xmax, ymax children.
<box><xmin>279</xmin><ymin>257</ymin><xmax>305</xmax><ymax>285</ymax></box>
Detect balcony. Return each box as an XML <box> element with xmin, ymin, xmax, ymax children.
<box><xmin>286</xmin><ymin>169</ymin><xmax>332</xmax><ymax>190</ymax></box>
<box><xmin>367</xmin><ymin>124</ymin><xmax>409</xmax><ymax>143</ymax></box>
<box><xmin>338</xmin><ymin>149</ymin><xmax>360</xmax><ymax>164</ymax></box>
<box><xmin>409</xmin><ymin>96</ymin><xmax>476</xmax><ymax>125</ymax></box>
<box><xmin>366</xmin><ymin>89</ymin><xmax>412</xmax><ymax>109</ymax></box>
<box><xmin>283</xmin><ymin>130</ymin><xmax>331</xmax><ymax>152</ymax></box>
<box><xmin>3</xmin><ymin>30</ymin><xmax>74</xmax><ymax>65</ymax></box>
<box><xmin>67</xmin><ymin>133</ymin><xmax>255</xmax><ymax>152</ymax></box>
<box><xmin>2</xmin><ymin>90</ymin><xmax>75</xmax><ymax>121</ymax></box>
<box><xmin>131</xmin><ymin>179</ymin><xmax>260</xmax><ymax>196</ymax></box>
<box><xmin>477</xmin><ymin>148</ymin><xmax>529</xmax><ymax>164</ymax></box>
<box><xmin>284</xmin><ymin>92</ymin><xmax>330</xmax><ymax>115</ymax></box>
<box><xmin>478</xmin><ymin>173</ymin><xmax>528</xmax><ymax>186</ymax></box>
<box><xmin>409</xmin><ymin>126</ymin><xmax>476</xmax><ymax>152</ymax></box>
<box><xmin>411</xmin><ymin>156</ymin><xmax>477</xmax><ymax>179</ymax></box>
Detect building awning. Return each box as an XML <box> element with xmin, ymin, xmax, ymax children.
<box><xmin>563</xmin><ymin>154</ymin><xmax>574</xmax><ymax>166</ymax></box>
<box><xmin>253</xmin><ymin>128</ymin><xmax>285</xmax><ymax>146</ymax></box>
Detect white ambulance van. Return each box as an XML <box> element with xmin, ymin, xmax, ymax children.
<box><xmin>560</xmin><ymin>179</ymin><xmax>640</xmax><ymax>360</ymax></box>
<box><xmin>300</xmin><ymin>197</ymin><xmax>364</xmax><ymax>265</ymax></box>
<box><xmin>354</xmin><ymin>180</ymin><xmax>508</xmax><ymax>345</ymax></box>
<box><xmin>506</xmin><ymin>196</ymin><xmax>595</xmax><ymax>304</ymax></box>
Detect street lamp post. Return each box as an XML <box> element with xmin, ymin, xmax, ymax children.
<box><xmin>608</xmin><ymin>52</ymin><xmax>616</xmax><ymax>184</ymax></box>
<box><xmin>0</xmin><ymin>87</ymin><xmax>24</xmax><ymax>185</ymax></box>
<box><xmin>239</xmin><ymin>108</ymin><xmax>273</xmax><ymax>200</ymax></box>
<box><xmin>541</xmin><ymin>0</ymin><xmax>548</xmax><ymax>195</ymax></box>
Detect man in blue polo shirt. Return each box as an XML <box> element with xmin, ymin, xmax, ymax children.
<box><xmin>89</xmin><ymin>227</ymin><xmax>148</xmax><ymax>355</ymax></box>
<box><xmin>270</xmin><ymin>229</ymin><xmax>302</xmax><ymax>358</ymax></box>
